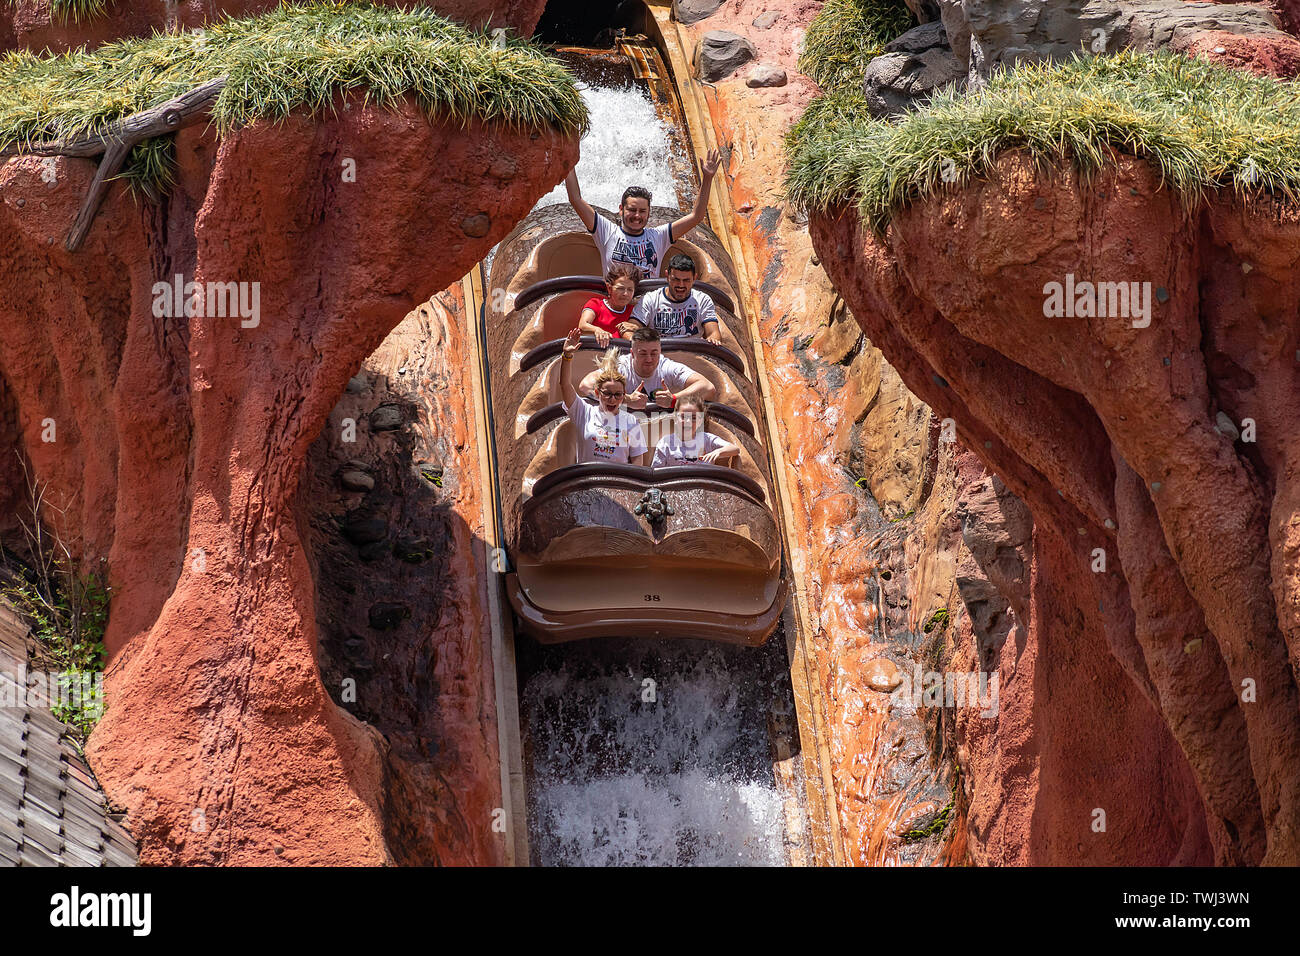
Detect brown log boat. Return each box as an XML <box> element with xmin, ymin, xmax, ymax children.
<box><xmin>485</xmin><ymin>203</ymin><xmax>786</xmax><ymax>645</ymax></box>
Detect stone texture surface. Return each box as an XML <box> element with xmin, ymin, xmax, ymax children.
<box><xmin>0</xmin><ymin>0</ymin><xmax>549</xmax><ymax>54</ymax></box>
<box><xmin>1175</xmin><ymin>25</ymin><xmax>1300</xmax><ymax>75</ymax></box>
<box><xmin>0</xmin><ymin>96</ymin><xmax>573</xmax><ymax>864</ymax></box>
<box><xmin>302</xmin><ymin>290</ymin><xmax>506</xmax><ymax>864</ymax></box>
<box><xmin>675</xmin><ymin>0</ymin><xmax>726</xmax><ymax>25</ymax></box>
<box><xmin>865</xmin><ymin>21</ymin><xmax>965</xmax><ymax>118</ymax></box>
<box><xmin>695</xmin><ymin>29</ymin><xmax>758</xmax><ymax>81</ymax></box>
<box><xmin>809</xmin><ymin>150</ymin><xmax>1300</xmax><ymax>864</ymax></box>
<box><xmin>746</xmin><ymin>64</ymin><xmax>789</xmax><ymax>86</ymax></box>
<box><xmin>937</xmin><ymin>0</ymin><xmax>1288</xmax><ymax>80</ymax></box>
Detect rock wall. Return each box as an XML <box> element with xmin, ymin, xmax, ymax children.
<box><xmin>300</xmin><ymin>289</ymin><xmax>507</xmax><ymax>865</ymax></box>
<box><xmin>0</xmin><ymin>0</ymin><xmax>549</xmax><ymax>54</ymax></box>
<box><xmin>0</xmin><ymin>97</ymin><xmax>573</xmax><ymax>863</ymax></box>
<box><xmin>669</xmin><ymin>0</ymin><xmax>970</xmax><ymax>863</ymax></box>
<box><xmin>809</xmin><ymin>152</ymin><xmax>1300</xmax><ymax>864</ymax></box>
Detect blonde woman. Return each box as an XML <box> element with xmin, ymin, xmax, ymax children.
<box><xmin>553</xmin><ymin>327</ymin><xmax>648</xmax><ymax>465</ymax></box>
<box><xmin>651</xmin><ymin>394</ymin><xmax>739</xmax><ymax>467</ymax></box>
<box><xmin>577</xmin><ymin>262</ymin><xmax>643</xmax><ymax>348</ymax></box>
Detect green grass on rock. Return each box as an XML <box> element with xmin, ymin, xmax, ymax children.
<box><xmin>787</xmin><ymin>50</ymin><xmax>1300</xmax><ymax>231</ymax></box>
<box><xmin>0</xmin><ymin>0</ymin><xmax>588</xmax><ymax>193</ymax></box>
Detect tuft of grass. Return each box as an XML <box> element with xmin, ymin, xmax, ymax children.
<box><xmin>798</xmin><ymin>0</ymin><xmax>914</xmax><ymax>95</ymax></box>
<box><xmin>0</xmin><ymin>1</ymin><xmax>588</xmax><ymax>194</ymax></box>
<box><xmin>787</xmin><ymin>50</ymin><xmax>1300</xmax><ymax>231</ymax></box>
<box><xmin>3</xmin><ymin>0</ymin><xmax>114</xmax><ymax>25</ymax></box>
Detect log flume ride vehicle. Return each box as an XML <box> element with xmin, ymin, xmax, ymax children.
<box><xmin>486</xmin><ymin>203</ymin><xmax>786</xmax><ymax>645</ymax></box>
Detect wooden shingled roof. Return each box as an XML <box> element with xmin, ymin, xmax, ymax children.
<box><xmin>0</xmin><ymin>603</ymin><xmax>136</xmax><ymax>866</ymax></box>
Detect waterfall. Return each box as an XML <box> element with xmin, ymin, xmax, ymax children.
<box><xmin>521</xmin><ymin>639</ymin><xmax>791</xmax><ymax>866</ymax></box>
<box><xmin>535</xmin><ymin>82</ymin><xmax>688</xmax><ymax>212</ymax></box>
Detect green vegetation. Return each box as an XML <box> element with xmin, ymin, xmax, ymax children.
<box><xmin>5</xmin><ymin>562</ymin><xmax>109</xmax><ymax>740</ymax></box>
<box><xmin>922</xmin><ymin>607</ymin><xmax>950</xmax><ymax>633</ymax></box>
<box><xmin>900</xmin><ymin>796</ymin><xmax>952</xmax><ymax>842</ymax></box>
<box><xmin>901</xmin><ymin>765</ymin><xmax>961</xmax><ymax>844</ymax></box>
<box><xmin>0</xmin><ymin>1</ymin><xmax>588</xmax><ymax>194</ymax></box>
<box><xmin>788</xmin><ymin>49</ymin><xmax>1300</xmax><ymax>231</ymax></box>
<box><xmin>2</xmin><ymin>469</ymin><xmax>109</xmax><ymax>742</ymax></box>
<box><xmin>53</xmin><ymin>0</ymin><xmax>113</xmax><ymax>23</ymax></box>
<box><xmin>797</xmin><ymin>0</ymin><xmax>913</xmax><ymax>94</ymax></box>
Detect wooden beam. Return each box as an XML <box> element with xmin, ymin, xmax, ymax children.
<box><xmin>0</xmin><ymin>77</ymin><xmax>227</xmax><ymax>250</ymax></box>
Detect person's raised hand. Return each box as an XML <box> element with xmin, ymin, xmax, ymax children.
<box><xmin>625</xmin><ymin>382</ymin><xmax>649</xmax><ymax>410</ymax></box>
<box><xmin>702</xmin><ymin>148</ymin><xmax>721</xmax><ymax>180</ymax></box>
<box><xmin>563</xmin><ymin>327</ymin><xmax>582</xmax><ymax>357</ymax></box>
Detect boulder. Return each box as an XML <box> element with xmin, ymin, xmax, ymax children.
<box><xmin>369</xmin><ymin>403</ymin><xmax>405</xmax><ymax>432</ymax></box>
<box><xmin>695</xmin><ymin>30</ymin><xmax>757</xmax><ymax>82</ymax></box>
<box><xmin>745</xmin><ymin>64</ymin><xmax>788</xmax><ymax>87</ymax></box>
<box><xmin>864</xmin><ymin>22</ymin><xmax>966</xmax><ymax>118</ymax></box>
<box><xmin>936</xmin><ymin>0</ymin><xmax>1289</xmax><ymax>81</ymax></box>
<box><xmin>674</xmin><ymin>0</ymin><xmax>725</xmax><ymax>25</ymax></box>
<box><xmin>339</xmin><ymin>469</ymin><xmax>375</xmax><ymax>492</ymax></box>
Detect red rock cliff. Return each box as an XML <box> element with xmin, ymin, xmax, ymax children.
<box><xmin>810</xmin><ymin>153</ymin><xmax>1300</xmax><ymax>865</ymax></box>
<box><xmin>0</xmin><ymin>98</ymin><xmax>574</xmax><ymax>863</ymax></box>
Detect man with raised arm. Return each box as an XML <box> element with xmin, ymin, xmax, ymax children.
<box><xmin>564</xmin><ymin>147</ymin><xmax>723</xmax><ymax>279</ymax></box>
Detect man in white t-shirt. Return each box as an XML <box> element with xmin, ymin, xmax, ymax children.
<box><xmin>563</xmin><ymin>147</ymin><xmax>722</xmax><ymax>279</ymax></box>
<box><xmin>578</xmin><ymin>328</ymin><xmax>716</xmax><ymax>410</ymax></box>
<box><xmin>632</xmin><ymin>253</ymin><xmax>722</xmax><ymax>343</ymax></box>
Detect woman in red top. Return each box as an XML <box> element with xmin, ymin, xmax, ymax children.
<box><xmin>577</xmin><ymin>262</ymin><xmax>644</xmax><ymax>347</ymax></box>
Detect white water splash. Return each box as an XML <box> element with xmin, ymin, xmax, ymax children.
<box><xmin>535</xmin><ymin>83</ymin><xmax>685</xmax><ymax>212</ymax></box>
<box><xmin>521</xmin><ymin>643</ymin><xmax>791</xmax><ymax>867</ymax></box>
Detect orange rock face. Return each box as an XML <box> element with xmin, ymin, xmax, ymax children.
<box><xmin>811</xmin><ymin>153</ymin><xmax>1300</xmax><ymax>864</ymax></box>
<box><xmin>0</xmin><ymin>0</ymin><xmax>549</xmax><ymax>54</ymax></box>
<box><xmin>0</xmin><ymin>98</ymin><xmax>573</xmax><ymax>863</ymax></box>
<box><xmin>670</xmin><ymin>0</ymin><xmax>963</xmax><ymax>864</ymax></box>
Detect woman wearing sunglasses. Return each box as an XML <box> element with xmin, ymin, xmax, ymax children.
<box><xmin>553</xmin><ymin>327</ymin><xmax>649</xmax><ymax>465</ymax></box>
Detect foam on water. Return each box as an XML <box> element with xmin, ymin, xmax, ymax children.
<box><xmin>521</xmin><ymin>641</ymin><xmax>791</xmax><ymax>867</ymax></box>
<box><xmin>535</xmin><ymin>82</ymin><xmax>685</xmax><ymax>212</ymax></box>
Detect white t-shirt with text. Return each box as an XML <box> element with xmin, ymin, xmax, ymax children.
<box><xmin>633</xmin><ymin>288</ymin><xmax>718</xmax><ymax>338</ymax></box>
<box><xmin>592</xmin><ymin>215</ymin><xmax>673</xmax><ymax>279</ymax></box>
<box><xmin>652</xmin><ymin>430</ymin><xmax>729</xmax><ymax>467</ymax></box>
<box><xmin>566</xmin><ymin>397</ymin><xmax>647</xmax><ymax>464</ymax></box>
